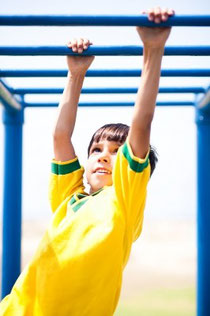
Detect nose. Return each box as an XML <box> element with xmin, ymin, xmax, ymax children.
<box><xmin>97</xmin><ymin>151</ymin><xmax>110</xmax><ymax>163</ymax></box>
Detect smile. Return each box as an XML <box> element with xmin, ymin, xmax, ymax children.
<box><xmin>94</xmin><ymin>168</ymin><xmax>111</xmax><ymax>175</ymax></box>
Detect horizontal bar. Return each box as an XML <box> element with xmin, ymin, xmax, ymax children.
<box><xmin>12</xmin><ymin>87</ymin><xmax>206</xmax><ymax>95</ymax></box>
<box><xmin>1</xmin><ymin>46</ymin><xmax>210</xmax><ymax>56</ymax></box>
<box><xmin>23</xmin><ymin>101</ymin><xmax>195</xmax><ymax>108</ymax></box>
<box><xmin>1</xmin><ymin>69</ymin><xmax>210</xmax><ymax>77</ymax></box>
<box><xmin>0</xmin><ymin>15</ymin><xmax>210</xmax><ymax>27</ymax></box>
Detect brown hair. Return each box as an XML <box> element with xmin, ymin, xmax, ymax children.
<box><xmin>87</xmin><ymin>123</ymin><xmax>158</xmax><ymax>176</ymax></box>
<box><xmin>88</xmin><ymin>123</ymin><xmax>129</xmax><ymax>156</ymax></box>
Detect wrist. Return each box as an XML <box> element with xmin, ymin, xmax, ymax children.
<box><xmin>68</xmin><ymin>71</ymin><xmax>86</xmax><ymax>80</ymax></box>
<box><xmin>143</xmin><ymin>46</ymin><xmax>164</xmax><ymax>66</ymax></box>
<box><xmin>143</xmin><ymin>45</ymin><xmax>165</xmax><ymax>55</ymax></box>
<box><xmin>142</xmin><ymin>46</ymin><xmax>164</xmax><ymax>76</ymax></box>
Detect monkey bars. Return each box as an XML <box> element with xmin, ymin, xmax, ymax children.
<box><xmin>1</xmin><ymin>69</ymin><xmax>210</xmax><ymax>77</ymax></box>
<box><xmin>8</xmin><ymin>87</ymin><xmax>207</xmax><ymax>95</ymax></box>
<box><xmin>1</xmin><ymin>45</ymin><xmax>210</xmax><ymax>56</ymax></box>
<box><xmin>1</xmin><ymin>14</ymin><xmax>210</xmax><ymax>316</ymax></box>
<box><xmin>0</xmin><ymin>15</ymin><xmax>210</xmax><ymax>26</ymax></box>
<box><xmin>23</xmin><ymin>101</ymin><xmax>196</xmax><ymax>107</ymax></box>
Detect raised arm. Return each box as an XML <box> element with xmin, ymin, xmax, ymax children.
<box><xmin>53</xmin><ymin>38</ymin><xmax>94</xmax><ymax>161</ymax></box>
<box><xmin>128</xmin><ymin>7</ymin><xmax>175</xmax><ymax>159</ymax></box>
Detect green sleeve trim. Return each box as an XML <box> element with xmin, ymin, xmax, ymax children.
<box><xmin>77</xmin><ymin>193</ymin><xmax>88</xmax><ymax>199</ymax></box>
<box><xmin>122</xmin><ymin>142</ymin><xmax>149</xmax><ymax>173</ymax></box>
<box><xmin>51</xmin><ymin>159</ymin><xmax>81</xmax><ymax>175</ymax></box>
<box><xmin>69</xmin><ymin>195</ymin><xmax>77</xmax><ymax>205</ymax></box>
<box><xmin>91</xmin><ymin>188</ymin><xmax>103</xmax><ymax>196</ymax></box>
<box><xmin>69</xmin><ymin>189</ymin><xmax>103</xmax><ymax>213</ymax></box>
<box><xmin>72</xmin><ymin>198</ymin><xmax>88</xmax><ymax>212</ymax></box>
<box><xmin>69</xmin><ymin>193</ymin><xmax>88</xmax><ymax>208</ymax></box>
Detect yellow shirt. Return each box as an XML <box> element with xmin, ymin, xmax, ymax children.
<box><xmin>0</xmin><ymin>140</ymin><xmax>150</xmax><ymax>316</ymax></box>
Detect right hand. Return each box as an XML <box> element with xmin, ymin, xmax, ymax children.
<box><xmin>66</xmin><ymin>38</ymin><xmax>95</xmax><ymax>76</ymax></box>
<box><xmin>136</xmin><ymin>7</ymin><xmax>175</xmax><ymax>49</ymax></box>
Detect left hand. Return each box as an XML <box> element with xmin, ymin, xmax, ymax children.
<box><xmin>136</xmin><ymin>7</ymin><xmax>175</xmax><ymax>49</ymax></box>
<box><xmin>66</xmin><ymin>38</ymin><xmax>95</xmax><ymax>76</ymax></box>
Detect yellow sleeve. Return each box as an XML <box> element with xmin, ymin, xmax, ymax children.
<box><xmin>48</xmin><ymin>156</ymin><xmax>85</xmax><ymax>213</ymax></box>
<box><xmin>112</xmin><ymin>140</ymin><xmax>150</xmax><ymax>241</ymax></box>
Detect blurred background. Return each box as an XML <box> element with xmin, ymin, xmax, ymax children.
<box><xmin>1</xmin><ymin>0</ymin><xmax>210</xmax><ymax>315</ymax></box>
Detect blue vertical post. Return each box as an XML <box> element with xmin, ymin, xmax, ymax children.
<box><xmin>196</xmin><ymin>90</ymin><xmax>210</xmax><ymax>316</ymax></box>
<box><xmin>1</xmin><ymin>105</ymin><xmax>24</xmax><ymax>299</ymax></box>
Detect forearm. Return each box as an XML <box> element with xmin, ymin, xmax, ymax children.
<box><xmin>128</xmin><ymin>46</ymin><xmax>164</xmax><ymax>158</ymax></box>
<box><xmin>53</xmin><ymin>71</ymin><xmax>85</xmax><ymax>138</ymax></box>
<box><xmin>52</xmin><ymin>39</ymin><xmax>94</xmax><ymax>161</ymax></box>
<box><xmin>132</xmin><ymin>46</ymin><xmax>163</xmax><ymax>128</ymax></box>
<box><xmin>52</xmin><ymin>72</ymin><xmax>85</xmax><ymax>160</ymax></box>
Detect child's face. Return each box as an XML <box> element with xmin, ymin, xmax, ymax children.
<box><xmin>86</xmin><ymin>139</ymin><xmax>121</xmax><ymax>193</ymax></box>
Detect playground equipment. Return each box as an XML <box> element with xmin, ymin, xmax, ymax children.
<box><xmin>0</xmin><ymin>15</ymin><xmax>210</xmax><ymax>316</ymax></box>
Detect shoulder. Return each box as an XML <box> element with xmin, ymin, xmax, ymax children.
<box><xmin>51</xmin><ymin>156</ymin><xmax>83</xmax><ymax>176</ymax></box>
<box><xmin>116</xmin><ymin>140</ymin><xmax>150</xmax><ymax>174</ymax></box>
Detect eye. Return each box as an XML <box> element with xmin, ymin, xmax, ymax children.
<box><xmin>113</xmin><ymin>147</ymin><xmax>119</xmax><ymax>154</ymax></box>
<box><xmin>91</xmin><ymin>147</ymin><xmax>101</xmax><ymax>154</ymax></box>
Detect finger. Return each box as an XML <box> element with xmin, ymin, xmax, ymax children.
<box><xmin>168</xmin><ymin>8</ymin><xmax>175</xmax><ymax>16</ymax></box>
<box><xmin>77</xmin><ymin>38</ymin><xmax>84</xmax><ymax>53</ymax></box>
<box><xmin>71</xmin><ymin>38</ymin><xmax>78</xmax><ymax>52</ymax></box>
<box><xmin>83</xmin><ymin>38</ymin><xmax>91</xmax><ymax>50</ymax></box>
<box><xmin>161</xmin><ymin>8</ymin><xmax>169</xmax><ymax>21</ymax></box>
<box><xmin>148</xmin><ymin>8</ymin><xmax>154</xmax><ymax>21</ymax></box>
<box><xmin>154</xmin><ymin>7</ymin><xmax>161</xmax><ymax>23</ymax></box>
<box><xmin>154</xmin><ymin>6</ymin><xmax>161</xmax><ymax>16</ymax></box>
<box><xmin>67</xmin><ymin>41</ymin><xmax>72</xmax><ymax>48</ymax></box>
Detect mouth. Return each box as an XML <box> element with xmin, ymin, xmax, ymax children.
<box><xmin>94</xmin><ymin>168</ymin><xmax>112</xmax><ymax>175</ymax></box>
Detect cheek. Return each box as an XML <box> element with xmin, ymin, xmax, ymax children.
<box><xmin>85</xmin><ymin>158</ymin><xmax>94</xmax><ymax>182</ymax></box>
<box><xmin>85</xmin><ymin>169</ymin><xmax>91</xmax><ymax>185</ymax></box>
<box><xmin>111</xmin><ymin>155</ymin><xmax>117</xmax><ymax>168</ymax></box>
<box><xmin>85</xmin><ymin>162</ymin><xmax>91</xmax><ymax>177</ymax></box>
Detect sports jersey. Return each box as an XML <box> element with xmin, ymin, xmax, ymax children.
<box><xmin>0</xmin><ymin>140</ymin><xmax>150</xmax><ymax>316</ymax></box>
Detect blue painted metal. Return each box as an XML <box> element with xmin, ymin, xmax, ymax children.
<box><xmin>195</xmin><ymin>88</ymin><xmax>210</xmax><ymax>316</ymax></box>
<box><xmin>0</xmin><ymin>79</ymin><xmax>11</xmax><ymax>91</ymax></box>
<box><xmin>1</xmin><ymin>69</ymin><xmax>210</xmax><ymax>78</ymax></box>
<box><xmin>1</xmin><ymin>46</ymin><xmax>210</xmax><ymax>56</ymax></box>
<box><xmin>12</xmin><ymin>87</ymin><xmax>206</xmax><ymax>95</ymax></box>
<box><xmin>0</xmin><ymin>96</ymin><xmax>19</xmax><ymax>113</ymax></box>
<box><xmin>0</xmin><ymin>97</ymin><xmax>19</xmax><ymax>114</ymax></box>
<box><xmin>0</xmin><ymin>15</ymin><xmax>210</xmax><ymax>27</ymax></box>
<box><xmin>1</xmin><ymin>105</ymin><xmax>24</xmax><ymax>298</ymax></box>
<box><xmin>0</xmin><ymin>79</ymin><xmax>21</xmax><ymax>112</ymax></box>
<box><xmin>22</xmin><ymin>101</ymin><xmax>195</xmax><ymax>107</ymax></box>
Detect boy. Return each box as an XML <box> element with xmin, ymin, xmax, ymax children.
<box><xmin>0</xmin><ymin>7</ymin><xmax>174</xmax><ymax>316</ymax></box>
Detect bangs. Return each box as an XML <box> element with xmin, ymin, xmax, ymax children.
<box><xmin>93</xmin><ymin>125</ymin><xmax>128</xmax><ymax>144</ymax></box>
<box><xmin>88</xmin><ymin>123</ymin><xmax>129</xmax><ymax>156</ymax></box>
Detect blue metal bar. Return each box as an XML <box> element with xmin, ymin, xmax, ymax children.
<box><xmin>12</xmin><ymin>87</ymin><xmax>206</xmax><ymax>95</ymax></box>
<box><xmin>1</xmin><ymin>46</ymin><xmax>210</xmax><ymax>56</ymax></box>
<box><xmin>0</xmin><ymin>78</ymin><xmax>11</xmax><ymax>91</ymax></box>
<box><xmin>1</xmin><ymin>69</ymin><xmax>210</xmax><ymax>78</ymax></box>
<box><xmin>0</xmin><ymin>79</ymin><xmax>21</xmax><ymax>111</ymax></box>
<box><xmin>195</xmin><ymin>88</ymin><xmax>210</xmax><ymax>316</ymax></box>
<box><xmin>23</xmin><ymin>101</ymin><xmax>195</xmax><ymax>107</ymax></box>
<box><xmin>0</xmin><ymin>15</ymin><xmax>210</xmax><ymax>27</ymax></box>
<box><xmin>158</xmin><ymin>87</ymin><xmax>206</xmax><ymax>94</ymax></box>
<box><xmin>1</xmin><ymin>105</ymin><xmax>24</xmax><ymax>299</ymax></box>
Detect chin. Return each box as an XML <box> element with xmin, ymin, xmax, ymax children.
<box><xmin>90</xmin><ymin>179</ymin><xmax>113</xmax><ymax>193</ymax></box>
